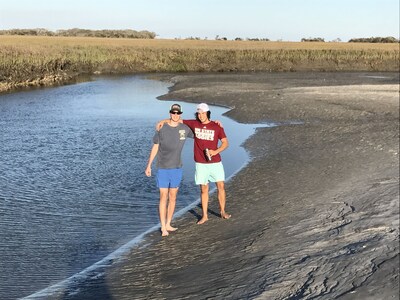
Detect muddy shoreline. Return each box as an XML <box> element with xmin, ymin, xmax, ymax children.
<box><xmin>43</xmin><ymin>72</ymin><xmax>398</xmax><ymax>299</ymax></box>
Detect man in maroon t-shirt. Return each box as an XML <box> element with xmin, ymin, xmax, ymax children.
<box><xmin>184</xmin><ymin>103</ymin><xmax>232</xmax><ymax>224</ymax></box>
<box><xmin>157</xmin><ymin>103</ymin><xmax>231</xmax><ymax>224</ymax></box>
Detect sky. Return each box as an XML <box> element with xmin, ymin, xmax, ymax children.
<box><xmin>0</xmin><ymin>0</ymin><xmax>399</xmax><ymax>42</ymax></box>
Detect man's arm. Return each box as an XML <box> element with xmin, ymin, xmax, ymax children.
<box><xmin>145</xmin><ymin>143</ymin><xmax>159</xmax><ymax>177</ymax></box>
<box><xmin>156</xmin><ymin>119</ymin><xmax>183</xmax><ymax>131</ymax></box>
<box><xmin>209</xmin><ymin>137</ymin><xmax>229</xmax><ymax>157</ymax></box>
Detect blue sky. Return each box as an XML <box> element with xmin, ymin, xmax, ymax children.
<box><xmin>0</xmin><ymin>0</ymin><xmax>398</xmax><ymax>41</ymax></box>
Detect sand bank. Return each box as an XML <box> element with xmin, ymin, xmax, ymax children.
<box><xmin>63</xmin><ymin>72</ymin><xmax>398</xmax><ymax>300</ymax></box>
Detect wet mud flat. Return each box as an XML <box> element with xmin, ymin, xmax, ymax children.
<box><xmin>59</xmin><ymin>72</ymin><xmax>398</xmax><ymax>300</ymax></box>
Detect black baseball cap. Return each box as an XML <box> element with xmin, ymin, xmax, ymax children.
<box><xmin>169</xmin><ymin>103</ymin><xmax>182</xmax><ymax>114</ymax></box>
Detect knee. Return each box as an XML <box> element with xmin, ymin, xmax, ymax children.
<box><xmin>168</xmin><ymin>195</ymin><xmax>177</xmax><ymax>204</ymax></box>
<box><xmin>168</xmin><ymin>190</ymin><xmax>178</xmax><ymax>202</ymax></box>
<box><xmin>159</xmin><ymin>190</ymin><xmax>168</xmax><ymax>202</ymax></box>
<box><xmin>200</xmin><ymin>185</ymin><xmax>209</xmax><ymax>194</ymax></box>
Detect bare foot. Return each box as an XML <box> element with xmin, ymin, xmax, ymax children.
<box><xmin>221</xmin><ymin>212</ymin><xmax>231</xmax><ymax>219</ymax></box>
<box><xmin>197</xmin><ymin>217</ymin><xmax>208</xmax><ymax>225</ymax></box>
<box><xmin>161</xmin><ymin>229</ymin><xmax>169</xmax><ymax>237</ymax></box>
<box><xmin>166</xmin><ymin>226</ymin><xmax>178</xmax><ymax>232</ymax></box>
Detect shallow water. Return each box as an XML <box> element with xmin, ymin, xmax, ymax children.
<box><xmin>0</xmin><ymin>75</ymin><xmax>271</xmax><ymax>299</ymax></box>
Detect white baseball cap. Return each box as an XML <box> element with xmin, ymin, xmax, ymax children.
<box><xmin>196</xmin><ymin>103</ymin><xmax>210</xmax><ymax>112</ymax></box>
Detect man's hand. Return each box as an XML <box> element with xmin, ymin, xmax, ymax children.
<box><xmin>156</xmin><ymin>119</ymin><xmax>169</xmax><ymax>131</ymax></box>
<box><xmin>214</xmin><ymin>120</ymin><xmax>223</xmax><ymax>128</ymax></box>
<box><xmin>208</xmin><ymin>149</ymin><xmax>217</xmax><ymax>157</ymax></box>
<box><xmin>145</xmin><ymin>166</ymin><xmax>152</xmax><ymax>177</ymax></box>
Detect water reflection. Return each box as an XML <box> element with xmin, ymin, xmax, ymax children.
<box><xmin>0</xmin><ymin>75</ymin><xmax>272</xmax><ymax>299</ymax></box>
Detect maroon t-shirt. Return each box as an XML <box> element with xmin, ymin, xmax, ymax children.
<box><xmin>183</xmin><ymin>119</ymin><xmax>227</xmax><ymax>163</ymax></box>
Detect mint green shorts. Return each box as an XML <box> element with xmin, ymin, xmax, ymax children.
<box><xmin>195</xmin><ymin>162</ymin><xmax>225</xmax><ymax>185</ymax></box>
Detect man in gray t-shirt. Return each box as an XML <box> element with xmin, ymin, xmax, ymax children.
<box><xmin>145</xmin><ymin>103</ymin><xmax>193</xmax><ymax>237</ymax></box>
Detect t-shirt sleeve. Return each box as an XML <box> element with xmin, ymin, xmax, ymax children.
<box><xmin>182</xmin><ymin>119</ymin><xmax>196</xmax><ymax>130</ymax></box>
<box><xmin>217</xmin><ymin>124</ymin><xmax>227</xmax><ymax>139</ymax></box>
<box><xmin>178</xmin><ymin>123</ymin><xmax>194</xmax><ymax>138</ymax></box>
<box><xmin>187</xmin><ymin>127</ymin><xmax>194</xmax><ymax>139</ymax></box>
<box><xmin>152</xmin><ymin>131</ymin><xmax>160</xmax><ymax>144</ymax></box>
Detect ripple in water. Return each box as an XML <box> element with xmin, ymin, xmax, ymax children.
<box><xmin>0</xmin><ymin>75</ymin><xmax>273</xmax><ymax>299</ymax></box>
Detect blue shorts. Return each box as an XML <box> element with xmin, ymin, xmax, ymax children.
<box><xmin>156</xmin><ymin>168</ymin><xmax>183</xmax><ymax>188</ymax></box>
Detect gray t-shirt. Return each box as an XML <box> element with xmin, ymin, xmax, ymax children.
<box><xmin>153</xmin><ymin>123</ymin><xmax>193</xmax><ymax>169</ymax></box>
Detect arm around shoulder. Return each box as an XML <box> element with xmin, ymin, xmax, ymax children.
<box><xmin>156</xmin><ymin>119</ymin><xmax>169</xmax><ymax>131</ymax></box>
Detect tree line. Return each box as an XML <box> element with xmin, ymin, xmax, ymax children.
<box><xmin>301</xmin><ymin>37</ymin><xmax>399</xmax><ymax>43</ymax></box>
<box><xmin>181</xmin><ymin>36</ymin><xmax>399</xmax><ymax>43</ymax></box>
<box><xmin>0</xmin><ymin>28</ymin><xmax>156</xmax><ymax>39</ymax></box>
<box><xmin>348</xmin><ymin>36</ymin><xmax>399</xmax><ymax>43</ymax></box>
<box><xmin>0</xmin><ymin>29</ymin><xmax>398</xmax><ymax>43</ymax></box>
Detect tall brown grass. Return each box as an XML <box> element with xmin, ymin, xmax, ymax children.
<box><xmin>1</xmin><ymin>36</ymin><xmax>399</xmax><ymax>92</ymax></box>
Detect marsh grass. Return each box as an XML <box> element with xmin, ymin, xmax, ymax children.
<box><xmin>1</xmin><ymin>36</ymin><xmax>399</xmax><ymax>92</ymax></box>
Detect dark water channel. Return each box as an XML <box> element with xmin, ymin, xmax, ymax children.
<box><xmin>0</xmin><ymin>75</ymin><xmax>272</xmax><ymax>299</ymax></box>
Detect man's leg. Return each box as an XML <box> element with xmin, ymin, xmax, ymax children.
<box><xmin>216</xmin><ymin>181</ymin><xmax>231</xmax><ymax>219</ymax></box>
<box><xmin>166</xmin><ymin>187</ymin><xmax>178</xmax><ymax>231</ymax></box>
<box><xmin>159</xmin><ymin>188</ymin><xmax>169</xmax><ymax>236</ymax></box>
<box><xmin>197</xmin><ymin>184</ymin><xmax>209</xmax><ymax>224</ymax></box>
